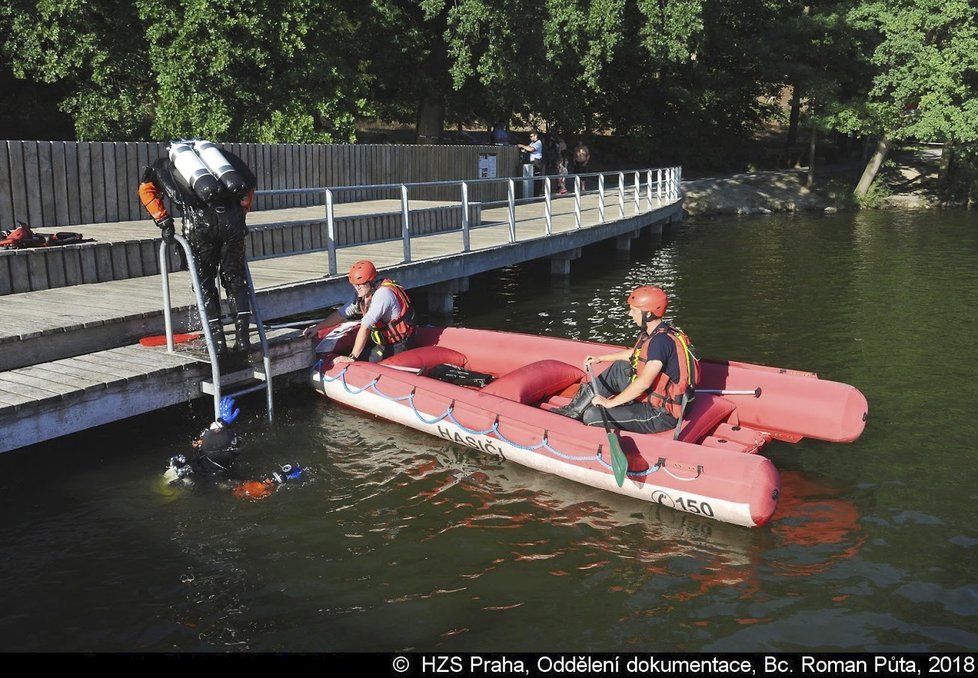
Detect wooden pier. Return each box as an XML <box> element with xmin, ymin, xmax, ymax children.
<box><xmin>0</xmin><ymin>173</ymin><xmax>683</xmax><ymax>454</ymax></box>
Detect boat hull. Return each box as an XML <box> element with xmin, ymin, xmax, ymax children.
<box><xmin>309</xmin><ymin>326</ymin><xmax>867</xmax><ymax>528</ymax></box>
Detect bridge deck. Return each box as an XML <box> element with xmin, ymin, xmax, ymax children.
<box><xmin>0</xmin><ymin>188</ymin><xmax>682</xmax><ymax>453</ymax></box>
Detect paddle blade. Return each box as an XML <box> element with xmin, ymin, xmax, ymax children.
<box><xmin>139</xmin><ymin>332</ymin><xmax>201</xmax><ymax>347</ymax></box>
<box><xmin>609</xmin><ymin>433</ymin><xmax>627</xmax><ymax>487</ymax></box>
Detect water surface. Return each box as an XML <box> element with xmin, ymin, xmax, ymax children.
<box><xmin>1</xmin><ymin>209</ymin><xmax>976</xmax><ymax>652</ymax></box>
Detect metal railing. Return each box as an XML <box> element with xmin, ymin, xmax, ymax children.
<box><xmin>159</xmin><ymin>234</ymin><xmax>274</xmax><ymax>423</ymax></box>
<box><xmin>152</xmin><ymin>165</ymin><xmax>680</xmax><ymax>421</ymax></box>
<box><xmin>247</xmin><ymin>165</ymin><xmax>681</xmax><ymax>276</ymax></box>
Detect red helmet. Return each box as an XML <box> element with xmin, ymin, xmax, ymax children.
<box><xmin>627</xmin><ymin>286</ymin><xmax>668</xmax><ymax>318</ymax></box>
<box><xmin>348</xmin><ymin>260</ymin><xmax>378</xmax><ymax>285</ymax></box>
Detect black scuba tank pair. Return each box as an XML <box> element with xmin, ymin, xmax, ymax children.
<box><xmin>168</xmin><ymin>139</ymin><xmax>248</xmax><ymax>204</ymax></box>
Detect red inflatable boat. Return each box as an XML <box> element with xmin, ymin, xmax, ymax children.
<box><xmin>309</xmin><ymin>325</ymin><xmax>868</xmax><ymax>527</ymax></box>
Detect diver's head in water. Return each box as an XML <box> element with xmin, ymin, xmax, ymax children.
<box><xmin>164</xmin><ymin>397</ymin><xmax>241</xmax><ymax>486</ymax></box>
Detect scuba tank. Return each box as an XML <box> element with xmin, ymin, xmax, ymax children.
<box><xmin>194</xmin><ymin>140</ymin><xmax>249</xmax><ymax>197</ymax></box>
<box><xmin>168</xmin><ymin>141</ymin><xmax>222</xmax><ymax>203</ymax></box>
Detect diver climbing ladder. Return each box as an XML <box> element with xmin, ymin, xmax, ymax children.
<box><xmin>159</xmin><ymin>235</ymin><xmax>274</xmax><ymax>422</ymax></box>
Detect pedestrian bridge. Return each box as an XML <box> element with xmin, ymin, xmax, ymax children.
<box><xmin>0</xmin><ymin>166</ymin><xmax>683</xmax><ymax>453</ymax></box>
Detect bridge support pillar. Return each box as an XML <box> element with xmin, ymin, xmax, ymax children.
<box><xmin>423</xmin><ymin>278</ymin><xmax>470</xmax><ymax>315</ymax></box>
<box><xmin>616</xmin><ymin>234</ymin><xmax>638</xmax><ymax>253</ymax></box>
<box><xmin>550</xmin><ymin>249</ymin><xmax>581</xmax><ymax>276</ymax></box>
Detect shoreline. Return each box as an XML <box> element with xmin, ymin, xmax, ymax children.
<box><xmin>681</xmin><ymin>167</ymin><xmax>958</xmax><ymax>217</ymax></box>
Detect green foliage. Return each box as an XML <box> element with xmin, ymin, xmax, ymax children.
<box><xmin>137</xmin><ymin>0</ymin><xmax>370</xmax><ymax>142</ymax></box>
<box><xmin>852</xmin><ymin>176</ymin><xmax>892</xmax><ymax>209</ymax></box>
<box><xmin>944</xmin><ymin>142</ymin><xmax>978</xmax><ymax>202</ymax></box>
<box><xmin>0</xmin><ymin>0</ymin><xmax>152</xmax><ymax>138</ymax></box>
<box><xmin>2</xmin><ymin>0</ymin><xmax>976</xmax><ymax>183</ymax></box>
<box><xmin>832</xmin><ymin>0</ymin><xmax>978</xmax><ymax>143</ymax></box>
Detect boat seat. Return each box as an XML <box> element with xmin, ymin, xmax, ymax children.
<box><xmin>674</xmin><ymin>394</ymin><xmax>737</xmax><ymax>443</ymax></box>
<box><xmin>481</xmin><ymin>360</ymin><xmax>584</xmax><ymax>404</ymax></box>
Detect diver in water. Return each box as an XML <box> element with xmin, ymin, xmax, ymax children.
<box><xmin>163</xmin><ymin>396</ymin><xmax>302</xmax><ymax>498</ymax></box>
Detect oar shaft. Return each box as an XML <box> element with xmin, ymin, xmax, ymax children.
<box><xmin>588</xmin><ymin>363</ymin><xmax>628</xmax><ymax>487</ymax></box>
<box><xmin>266</xmin><ymin>318</ymin><xmax>325</xmax><ymax>330</ymax></box>
<box><xmin>697</xmin><ymin>387</ymin><xmax>762</xmax><ymax>397</ymax></box>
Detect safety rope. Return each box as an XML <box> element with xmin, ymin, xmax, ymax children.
<box><xmin>315</xmin><ymin>362</ymin><xmax>689</xmax><ymax>481</ymax></box>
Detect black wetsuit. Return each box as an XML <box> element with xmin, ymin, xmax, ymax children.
<box><xmin>141</xmin><ymin>152</ymin><xmax>257</xmax><ymax>322</ymax></box>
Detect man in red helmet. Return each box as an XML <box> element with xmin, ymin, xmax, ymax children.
<box><xmin>303</xmin><ymin>260</ymin><xmax>417</xmax><ymax>362</ymax></box>
<box><xmin>552</xmin><ymin>285</ymin><xmax>699</xmax><ymax>434</ymax></box>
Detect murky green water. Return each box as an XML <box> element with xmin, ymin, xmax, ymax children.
<box><xmin>1</xmin><ymin>209</ymin><xmax>976</xmax><ymax>652</ymax></box>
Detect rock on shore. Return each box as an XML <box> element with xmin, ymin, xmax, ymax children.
<box><xmin>681</xmin><ymin>169</ymin><xmax>827</xmax><ymax>216</ymax></box>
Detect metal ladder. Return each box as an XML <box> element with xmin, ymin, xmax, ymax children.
<box><xmin>158</xmin><ymin>234</ymin><xmax>274</xmax><ymax>423</ymax></box>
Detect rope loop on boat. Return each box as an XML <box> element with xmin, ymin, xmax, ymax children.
<box><xmin>659</xmin><ymin>460</ymin><xmax>703</xmax><ymax>481</ymax></box>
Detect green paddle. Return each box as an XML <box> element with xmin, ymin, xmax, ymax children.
<box><xmin>587</xmin><ymin>364</ymin><xmax>627</xmax><ymax>487</ymax></box>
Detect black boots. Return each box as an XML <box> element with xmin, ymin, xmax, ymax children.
<box><xmin>208</xmin><ymin>318</ymin><xmax>228</xmax><ymax>356</ymax></box>
<box><xmin>234</xmin><ymin>312</ymin><xmax>251</xmax><ymax>354</ymax></box>
<box><xmin>204</xmin><ymin>307</ymin><xmax>250</xmax><ymax>363</ymax></box>
<box><xmin>552</xmin><ymin>382</ymin><xmax>595</xmax><ymax>420</ymax></box>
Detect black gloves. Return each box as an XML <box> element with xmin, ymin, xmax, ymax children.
<box><xmin>157</xmin><ymin>216</ymin><xmax>176</xmax><ymax>244</ymax></box>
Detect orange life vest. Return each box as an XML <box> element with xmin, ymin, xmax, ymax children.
<box><xmin>630</xmin><ymin>323</ymin><xmax>700</xmax><ymax>419</ymax></box>
<box><xmin>357</xmin><ymin>279</ymin><xmax>415</xmax><ymax>345</ymax></box>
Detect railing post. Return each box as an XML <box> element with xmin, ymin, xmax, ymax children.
<box><xmin>325</xmin><ymin>188</ymin><xmax>337</xmax><ymax>275</ymax></box>
<box><xmin>618</xmin><ymin>172</ymin><xmax>626</xmax><ymax>219</ymax></box>
<box><xmin>646</xmin><ymin>170</ymin><xmax>653</xmax><ymax>210</ymax></box>
<box><xmin>633</xmin><ymin>171</ymin><xmax>640</xmax><ymax>214</ymax></box>
<box><xmin>544</xmin><ymin>176</ymin><xmax>553</xmax><ymax>236</ymax></box>
<box><xmin>160</xmin><ymin>240</ymin><xmax>174</xmax><ymax>352</ymax></box>
<box><xmin>507</xmin><ymin>178</ymin><xmax>516</xmax><ymax>242</ymax></box>
<box><xmin>400</xmin><ymin>184</ymin><xmax>412</xmax><ymax>262</ymax></box>
<box><xmin>461</xmin><ymin>181</ymin><xmax>471</xmax><ymax>252</ymax></box>
<box><xmin>169</xmin><ymin>234</ymin><xmax>223</xmax><ymax>421</ymax></box>
<box><xmin>657</xmin><ymin>168</ymin><xmax>663</xmax><ymax>202</ymax></box>
<box><xmin>598</xmin><ymin>174</ymin><xmax>606</xmax><ymax>223</ymax></box>
<box><xmin>574</xmin><ymin>175</ymin><xmax>582</xmax><ymax>229</ymax></box>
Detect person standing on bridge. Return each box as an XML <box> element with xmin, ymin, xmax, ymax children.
<box><xmin>138</xmin><ymin>141</ymin><xmax>257</xmax><ymax>359</ymax></box>
<box><xmin>572</xmin><ymin>140</ymin><xmax>591</xmax><ymax>190</ymax></box>
<box><xmin>303</xmin><ymin>260</ymin><xmax>417</xmax><ymax>363</ymax></box>
<box><xmin>552</xmin><ymin>286</ymin><xmax>700</xmax><ymax>435</ymax></box>
<box><xmin>517</xmin><ymin>131</ymin><xmax>544</xmax><ymax>175</ymax></box>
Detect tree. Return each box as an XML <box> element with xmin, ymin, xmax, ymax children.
<box><xmin>1</xmin><ymin>0</ymin><xmax>153</xmax><ymax>139</ymax></box>
<box><xmin>138</xmin><ymin>0</ymin><xmax>371</xmax><ymax>142</ymax></box>
<box><xmin>1</xmin><ymin>0</ymin><xmax>376</xmax><ymax>142</ymax></box>
<box><xmin>425</xmin><ymin>0</ymin><xmax>822</xmax><ymax>172</ymax></box>
<box><xmin>831</xmin><ymin>0</ymin><xmax>978</xmax><ymax>196</ymax></box>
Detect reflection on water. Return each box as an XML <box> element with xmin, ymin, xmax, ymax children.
<box><xmin>1</xmin><ymin>211</ymin><xmax>977</xmax><ymax>651</ymax></box>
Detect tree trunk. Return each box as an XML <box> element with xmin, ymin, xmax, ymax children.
<box><xmin>786</xmin><ymin>86</ymin><xmax>801</xmax><ymax>152</ymax></box>
<box><xmin>854</xmin><ymin>133</ymin><xmax>893</xmax><ymax>197</ymax></box>
<box><xmin>938</xmin><ymin>139</ymin><xmax>954</xmax><ymax>187</ymax></box>
<box><xmin>807</xmin><ymin>110</ymin><xmax>817</xmax><ymax>188</ymax></box>
<box><xmin>415</xmin><ymin>97</ymin><xmax>445</xmax><ymax>144</ymax></box>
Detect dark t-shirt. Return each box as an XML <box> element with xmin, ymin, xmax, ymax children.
<box><xmin>638</xmin><ymin>330</ymin><xmax>680</xmax><ymax>384</ymax></box>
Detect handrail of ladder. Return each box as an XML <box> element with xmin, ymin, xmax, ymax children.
<box><xmin>159</xmin><ymin>234</ymin><xmax>274</xmax><ymax>423</ymax></box>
